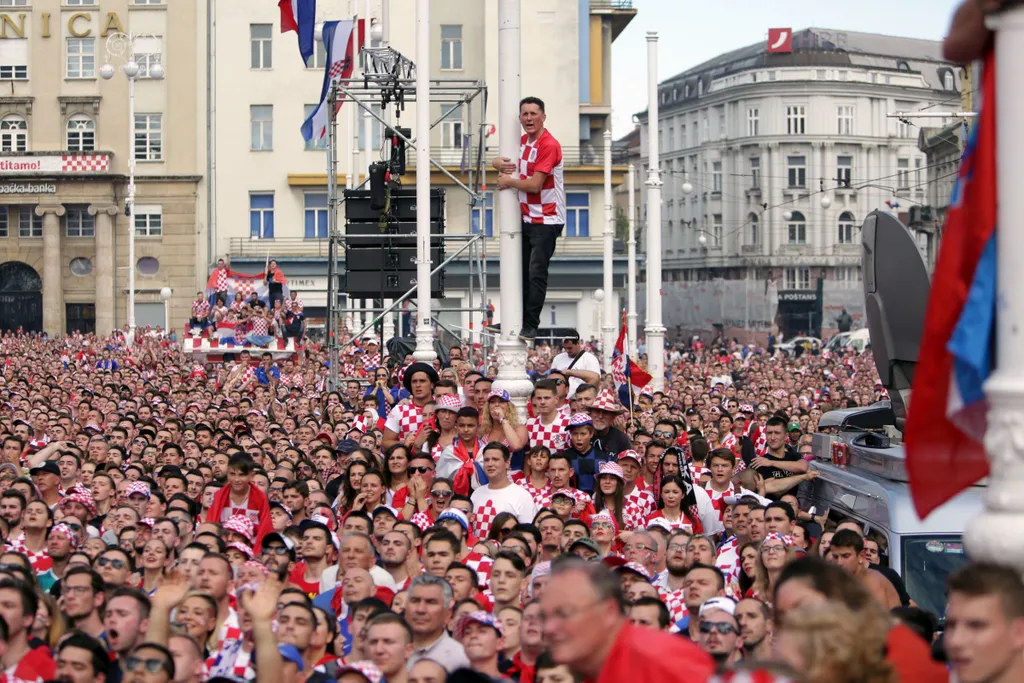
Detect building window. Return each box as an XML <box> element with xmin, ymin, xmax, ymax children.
<box><xmin>137</xmin><ymin>257</ymin><xmax>160</xmax><ymax>276</ymax></box>
<box><xmin>440</xmin><ymin>104</ymin><xmax>463</xmax><ymax>148</ymax></box>
<box><xmin>358</xmin><ymin>103</ymin><xmax>383</xmax><ymax>150</ymax></box>
<box><xmin>711</xmin><ymin>161</ymin><xmax>722</xmax><ymax>193</ymax></box>
<box><xmin>0</xmin><ymin>34</ymin><xmax>28</xmax><ymax>79</ymax></box>
<box><xmin>750</xmin><ymin>157</ymin><xmax>760</xmax><ymax>188</ymax></box>
<box><xmin>303</xmin><ymin>104</ymin><xmax>327</xmax><ymax>151</ymax></box>
<box><xmin>697</xmin><ymin>78</ymin><xmax>703</xmax><ymax>96</ymax></box>
<box><xmin>0</xmin><ymin>0</ymin><xmax>28</xmax><ymax>5</ymax></box>
<box><xmin>837</xmin><ymin>105</ymin><xmax>854</xmax><ymax>135</ymax></box>
<box><xmin>897</xmin><ymin>158</ymin><xmax>910</xmax><ymax>189</ymax></box>
<box><xmin>135</xmin><ymin>36</ymin><xmax>163</xmax><ymax>79</ymax></box>
<box><xmin>942</xmin><ymin>69</ymin><xmax>955</xmax><ymax>91</ymax></box>
<box><xmin>747</xmin><ymin>108</ymin><xmax>759</xmax><ymax>137</ymax></box>
<box><xmin>834</xmin><ymin>266</ymin><xmax>861</xmax><ymax>288</ymax></box>
<box><xmin>838</xmin><ymin>211</ymin><xmax>856</xmax><ymax>244</ymax></box>
<box><xmin>134</xmin><ymin>0</ymin><xmax>164</xmax><ymax>4</ymax></box>
<box><xmin>786</xmin><ymin>105</ymin><xmax>806</xmax><ymax>135</ymax></box>
<box><xmin>66</xmin><ymin>115</ymin><xmax>95</xmax><ymax>152</ymax></box>
<box><xmin>18</xmin><ymin>207</ymin><xmax>41</xmax><ymax>238</ymax></box>
<box><xmin>134</xmin><ymin>205</ymin><xmax>162</xmax><ymax>237</ymax></box>
<box><xmin>748</xmin><ymin>213</ymin><xmax>759</xmax><ymax>244</ymax></box>
<box><xmin>702</xmin><ymin>117</ymin><xmax>708</xmax><ymax>143</ymax></box>
<box><xmin>134</xmin><ymin>114</ymin><xmax>162</xmax><ymax>160</ymax></box>
<box><xmin>787</xmin><ymin>155</ymin><xmax>806</xmax><ymax>188</ymax></box>
<box><xmin>787</xmin><ymin>211</ymin><xmax>807</xmax><ymax>244</ymax></box>
<box><xmin>249</xmin><ymin>194</ymin><xmax>274</xmax><ymax>239</ymax></box>
<box><xmin>680</xmin><ymin>123</ymin><xmax>687</xmax><ymax>148</ymax></box>
<box><xmin>684</xmin><ymin>84</ymin><xmax>689</xmax><ymax>98</ymax></box>
<box><xmin>897</xmin><ymin>117</ymin><xmax>912</xmax><ymax>139</ymax></box>
<box><xmin>471</xmin><ymin>191</ymin><xmax>494</xmax><ymax>238</ymax></box>
<box><xmin>66</xmin><ymin>38</ymin><xmax>95</xmax><ymax>79</ymax></box>
<box><xmin>712</xmin><ymin>214</ymin><xmax>722</xmax><ymax>247</ymax></box>
<box><xmin>65</xmin><ymin>206</ymin><xmax>95</xmax><ymax>237</ymax></box>
<box><xmin>66</xmin><ymin>0</ymin><xmax>98</xmax><ymax>4</ymax></box>
<box><xmin>837</xmin><ymin>155</ymin><xmax>852</xmax><ymax>186</ymax></box>
<box><xmin>565</xmin><ymin>192</ymin><xmax>590</xmax><ymax>238</ymax></box>
<box><xmin>250</xmin><ymin>105</ymin><xmax>273</xmax><ymax>151</ymax></box>
<box><xmin>304</xmin><ymin>192</ymin><xmax>328</xmax><ymax>239</ymax></box>
<box><xmin>440</xmin><ymin>25</ymin><xmax>462</xmax><ymax>70</ymax></box>
<box><xmin>0</xmin><ymin>115</ymin><xmax>27</xmax><ymax>152</ymax></box>
<box><xmin>785</xmin><ymin>267</ymin><xmax>811</xmax><ymax>290</ymax></box>
<box><xmin>307</xmin><ymin>38</ymin><xmax>327</xmax><ymax>69</ymax></box>
<box><xmin>0</xmin><ymin>208</ymin><xmax>6</xmax><ymax>238</ymax></box>
<box><xmin>250</xmin><ymin>24</ymin><xmax>273</xmax><ymax>69</ymax></box>
<box><xmin>915</xmin><ymin>157</ymin><xmax>922</xmax><ymax>186</ymax></box>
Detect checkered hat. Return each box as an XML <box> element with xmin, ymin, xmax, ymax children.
<box><xmin>598</xmin><ymin>461</ymin><xmax>625</xmax><ymax>481</ymax></box>
<box><xmin>615</xmin><ymin>561</ymin><xmax>652</xmax><ymax>582</ymax></box>
<box><xmin>435</xmin><ymin>394</ymin><xmax>463</xmax><ymax>413</ymax></box>
<box><xmin>617</xmin><ymin>449</ymin><xmax>643</xmax><ymax>465</ymax></box>
<box><xmin>589</xmin><ymin>390</ymin><xmax>625</xmax><ymax>414</ymax></box>
<box><xmin>455</xmin><ymin>610</ymin><xmax>504</xmax><ymax>641</ymax></box>
<box><xmin>590</xmin><ymin>509</ymin><xmax>619</xmax><ymax>533</ymax></box>
<box><xmin>488</xmin><ymin>389</ymin><xmax>511</xmax><ymax>402</ymax></box>
<box><xmin>763</xmin><ymin>533</ymin><xmax>794</xmax><ymax>547</ymax></box>
<box><xmin>50</xmin><ymin>523</ymin><xmax>79</xmax><ymax>548</ymax></box>
<box><xmin>552</xmin><ymin>488</ymin><xmax>576</xmax><ymax>500</ymax></box>
<box><xmin>568</xmin><ymin>413</ymin><xmax>594</xmax><ymax>429</ymax></box>
<box><xmin>223</xmin><ymin>516</ymin><xmax>256</xmax><ymax>544</ymax></box>
<box><xmin>228</xmin><ymin>541</ymin><xmax>254</xmax><ymax>559</ymax></box>
<box><xmin>125</xmin><ymin>481</ymin><xmax>151</xmax><ymax>499</ymax></box>
<box><xmin>335</xmin><ymin>662</ymin><xmax>383</xmax><ymax>683</ymax></box>
<box><xmin>138</xmin><ymin>518</ymin><xmax>156</xmax><ymax>528</ymax></box>
<box><xmin>739</xmin><ymin>403</ymin><xmax>754</xmax><ymax>413</ymax></box>
<box><xmin>241</xmin><ymin>559</ymin><xmax>269</xmax><ymax>577</ymax></box>
<box><xmin>60</xmin><ymin>487</ymin><xmax>97</xmax><ymax>517</ymax></box>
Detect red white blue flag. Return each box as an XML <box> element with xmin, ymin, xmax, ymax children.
<box><xmin>611</xmin><ymin>310</ymin><xmax>652</xmax><ymax>405</ymax></box>
<box><xmin>279</xmin><ymin>0</ymin><xmax>318</xmax><ymax>63</ymax></box>
<box><xmin>905</xmin><ymin>53</ymin><xmax>996</xmax><ymax>519</ymax></box>
<box><xmin>301</xmin><ymin>19</ymin><xmax>364</xmax><ymax>143</ymax></box>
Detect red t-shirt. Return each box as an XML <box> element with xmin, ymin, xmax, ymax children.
<box><xmin>594</xmin><ymin>621</ymin><xmax>714</xmax><ymax>683</ymax></box>
<box><xmin>886</xmin><ymin>624</ymin><xmax>948</xmax><ymax>683</ymax></box>
<box><xmin>288</xmin><ymin>563</ymin><xmax>322</xmax><ymax>599</ymax></box>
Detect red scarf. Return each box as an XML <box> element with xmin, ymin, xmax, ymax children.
<box><xmin>452</xmin><ymin>438</ymin><xmax>480</xmax><ymax>496</ymax></box>
<box><xmin>205</xmin><ymin>483</ymin><xmax>273</xmax><ymax>552</ymax></box>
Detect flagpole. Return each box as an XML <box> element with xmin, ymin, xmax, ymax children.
<box><xmin>623</xmin><ymin>309</ymin><xmax>635</xmax><ymax>424</ymax></box>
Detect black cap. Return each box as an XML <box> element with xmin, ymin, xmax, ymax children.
<box><xmin>563</xmin><ymin>329</ymin><xmax>581</xmax><ymax>342</ymax></box>
<box><xmin>403</xmin><ymin>363</ymin><xmax>439</xmax><ymax>392</ymax></box>
<box><xmin>30</xmin><ymin>461</ymin><xmax>60</xmax><ymax>477</ymax></box>
<box><xmin>335</xmin><ymin>439</ymin><xmax>360</xmax><ymax>454</ymax></box>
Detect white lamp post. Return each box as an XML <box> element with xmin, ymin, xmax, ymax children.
<box><xmin>160</xmin><ymin>286</ymin><xmax>172</xmax><ymax>333</ymax></box>
<box><xmin>594</xmin><ymin>288</ymin><xmax>605</xmax><ymax>343</ymax></box>
<box><xmin>644</xmin><ymin>31</ymin><xmax>666</xmax><ymax>391</ymax></box>
<box><xmin>101</xmin><ymin>33</ymin><xmax>164</xmax><ymax>344</ymax></box>
<box><xmin>602</xmin><ymin>129</ymin><xmax>615</xmax><ymax>369</ymax></box>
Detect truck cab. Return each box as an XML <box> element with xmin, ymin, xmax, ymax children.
<box><xmin>799</xmin><ymin>211</ymin><xmax>981</xmax><ymax>619</ymax></box>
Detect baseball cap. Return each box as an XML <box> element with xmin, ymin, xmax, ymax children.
<box><xmin>437</xmin><ymin>508</ymin><xmax>469</xmax><ymax>532</ymax></box>
<box><xmin>568</xmin><ymin>537</ymin><xmax>601</xmax><ymax>555</ymax></box>
<box><xmin>29</xmin><ymin>462</ymin><xmax>59</xmax><ymax>477</ymax></box>
<box><xmin>699</xmin><ymin>596</ymin><xmax>737</xmax><ymax>618</ymax></box>
<box><xmin>454</xmin><ymin>610</ymin><xmax>503</xmax><ymax>641</ymax></box>
<box><xmin>787</xmin><ymin>422</ymin><xmax>801</xmax><ymax>432</ymax></box>
<box><xmin>260</xmin><ymin>531</ymin><xmax>296</xmax><ymax>551</ymax></box>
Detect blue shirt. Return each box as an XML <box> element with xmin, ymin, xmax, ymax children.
<box><xmin>254</xmin><ymin>365</ymin><xmax>281</xmax><ymax>385</ymax></box>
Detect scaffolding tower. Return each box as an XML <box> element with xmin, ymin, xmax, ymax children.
<box><xmin>325</xmin><ymin>46</ymin><xmax>492</xmax><ymax>390</ymax></box>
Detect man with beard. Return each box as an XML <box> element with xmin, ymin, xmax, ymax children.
<box><xmin>39</xmin><ymin>522</ymin><xmax>77</xmax><ymax>591</ymax></box>
<box><xmin>537</xmin><ymin>514</ymin><xmax>563</xmax><ymax>563</ymax></box>
<box><xmin>94</xmin><ymin>547</ymin><xmax>134</xmax><ymax>591</ymax></box>
<box><xmin>653</xmin><ymin>529</ymin><xmax>690</xmax><ymax>623</ymax></box>
<box><xmin>405</xmin><ymin>574</ymin><xmax>469</xmax><ymax>672</ymax></box>
<box><xmin>0</xmin><ymin>490</ymin><xmax>25</xmax><ymax>542</ymax></box>
<box><xmin>55</xmin><ymin>630</ymin><xmax>109</xmax><ymax>683</ymax></box>
<box><xmin>736</xmin><ymin>597</ymin><xmax>772</xmax><ymax>661</ymax></box>
<box><xmin>258</xmin><ymin>532</ymin><xmax>296</xmax><ymax>580</ymax></box>
<box><xmin>455</xmin><ymin>611</ymin><xmax>504</xmax><ymax>679</ymax></box>
<box><xmin>60</xmin><ymin>567</ymin><xmax>106</xmax><ymax>638</ymax></box>
<box><xmin>697</xmin><ymin>597</ymin><xmax>743</xmax><ymax>671</ymax></box>
<box><xmin>378</xmin><ymin>530</ymin><xmax>414</xmax><ymax>592</ymax></box>
<box><xmin>195</xmin><ymin>554</ymin><xmax>238</xmax><ymax>651</ymax></box>
<box><xmin>103</xmin><ymin>587</ymin><xmax>151</xmax><ymax>672</ymax></box>
<box><xmin>277</xmin><ymin>601</ymin><xmax>317</xmax><ymax>671</ymax></box>
<box><xmin>715</xmin><ymin>497</ymin><xmax>761</xmax><ymax>584</ymax></box>
<box><xmin>587</xmin><ymin>391</ymin><xmax>631</xmax><ymax>457</ymax></box>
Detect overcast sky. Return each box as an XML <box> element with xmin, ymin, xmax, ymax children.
<box><xmin>611</xmin><ymin>0</ymin><xmax>964</xmax><ymax>138</ymax></box>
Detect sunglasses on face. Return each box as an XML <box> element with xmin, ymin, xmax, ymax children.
<box><xmin>97</xmin><ymin>557</ymin><xmax>126</xmax><ymax>569</ymax></box>
<box><xmin>700</xmin><ymin>621</ymin><xmax>737</xmax><ymax>636</ymax></box>
<box><xmin>409</xmin><ymin>466</ymin><xmax>433</xmax><ymax>475</ymax></box>
<box><xmin>498</xmin><ymin>526</ymin><xmax>516</xmax><ymax>538</ymax></box>
<box><xmin>261</xmin><ymin>545</ymin><xmax>290</xmax><ymax>556</ymax></box>
<box><xmin>429</xmin><ymin>489</ymin><xmax>453</xmax><ymax>498</ymax></box>
<box><xmin>124</xmin><ymin>656</ymin><xmax>171</xmax><ymax>674</ymax></box>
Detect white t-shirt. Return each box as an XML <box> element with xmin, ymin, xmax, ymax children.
<box><xmin>694</xmin><ymin>486</ymin><xmax>723</xmax><ymax>536</ymax></box>
<box><xmin>470</xmin><ymin>482</ymin><xmax>538</xmax><ymax>538</ymax></box>
<box><xmin>550</xmin><ymin>350</ymin><xmax>602</xmax><ymax>397</ymax></box>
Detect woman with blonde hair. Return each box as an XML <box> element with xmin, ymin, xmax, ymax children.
<box><xmin>774</xmin><ymin>601</ymin><xmax>895</xmax><ymax>683</ymax></box>
<box><xmin>32</xmin><ymin>591</ymin><xmax>65</xmax><ymax>650</ymax></box>
<box><xmin>480</xmin><ymin>389</ymin><xmax>528</xmax><ymax>452</ymax></box>
<box><xmin>749</xmin><ymin>533</ymin><xmax>798</xmax><ymax>601</ymax></box>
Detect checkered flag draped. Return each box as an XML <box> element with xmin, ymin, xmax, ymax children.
<box><xmin>473</xmin><ymin>499</ymin><xmax>499</xmax><ymax>539</ymax></box>
<box><xmin>462</xmin><ymin>551</ymin><xmax>494</xmax><ymax>589</ymax></box>
<box><xmin>62</xmin><ymin>154</ymin><xmax>109</xmax><ymax>172</ymax></box>
<box><xmin>611</xmin><ymin>354</ymin><xmax>629</xmax><ymax>385</ymax></box>
<box><xmin>213</xmin><ymin>269</ymin><xmax>228</xmax><ymax>292</ymax></box>
<box><xmin>658</xmin><ymin>586</ymin><xmax>688</xmax><ymax>624</ymax></box>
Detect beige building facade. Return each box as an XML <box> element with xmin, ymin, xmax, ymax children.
<box><xmin>0</xmin><ymin>0</ymin><xmax>205</xmax><ymax>337</ymax></box>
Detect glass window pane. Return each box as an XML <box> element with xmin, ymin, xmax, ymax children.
<box><xmin>578</xmin><ymin>210</ymin><xmax>589</xmax><ymax>237</ymax></box>
<box><xmin>566</xmin><ymin>211</ymin><xmax>576</xmax><ymax>238</ymax></box>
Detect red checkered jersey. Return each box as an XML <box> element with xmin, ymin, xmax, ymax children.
<box><xmin>518</xmin><ymin>130</ymin><xmax>565</xmax><ymax>225</ymax></box>
<box><xmin>644</xmin><ymin>510</ymin><xmax>698</xmax><ymax>534</ymax></box>
<box><xmin>285</xmin><ymin>296</ymin><xmax>305</xmax><ymax>313</ymax></box>
<box><xmin>213</xmin><ymin>267</ymin><xmax>229</xmax><ymax>292</ymax></box>
<box><xmin>192</xmin><ymin>299</ymin><xmax>210</xmax><ymax>317</ymax></box>
<box><xmin>715</xmin><ymin>540</ymin><xmax>741</xmax><ymax>583</ymax></box>
<box><xmin>409</xmin><ymin>510</ymin><xmax>434</xmax><ymax>531</ymax></box>
<box><xmin>249</xmin><ymin>316</ymin><xmax>269</xmax><ymax>336</ymax></box>
<box><xmin>213</xmin><ymin>607</ymin><xmax>243</xmax><ymax>650</ymax></box>
<box><xmin>385</xmin><ymin>402</ymin><xmax>426</xmax><ymax>440</ymax></box>
<box><xmin>518</xmin><ymin>478</ymin><xmax>553</xmax><ymax>509</ymax></box>
<box><xmin>653</xmin><ymin>574</ymin><xmax>688</xmax><ymax>624</ymax></box>
<box><xmin>526</xmin><ymin>413</ymin><xmax>570</xmax><ymax>452</ymax></box>
<box><xmin>623</xmin><ymin>487</ymin><xmax>656</xmax><ymax>530</ymax></box>
<box><xmin>461</xmin><ymin>550</ymin><xmax>494</xmax><ymax>589</ymax></box>
<box><xmin>704</xmin><ymin>482</ymin><xmax>735</xmax><ymax>521</ymax></box>
<box><xmin>689</xmin><ymin>463</ymin><xmax>710</xmax><ymax>483</ymax></box>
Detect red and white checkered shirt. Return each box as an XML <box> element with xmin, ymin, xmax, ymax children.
<box><xmin>644</xmin><ymin>510</ymin><xmax>695</xmax><ymax>533</ymax></box>
<box><xmin>517</xmin><ymin>130</ymin><xmax>565</xmax><ymax>225</ymax></box>
<box><xmin>715</xmin><ymin>540</ymin><xmax>742</xmax><ymax>583</ymax></box>
<box><xmin>249</xmin><ymin>316</ymin><xmax>269</xmax><ymax>336</ymax></box>
<box><xmin>653</xmin><ymin>573</ymin><xmax>688</xmax><ymax>624</ymax></box>
<box><xmin>623</xmin><ymin>487</ymin><xmax>656</xmax><ymax>530</ymax></box>
<box><xmin>212</xmin><ymin>267</ymin><xmax>229</xmax><ymax>292</ymax></box>
<box><xmin>461</xmin><ymin>551</ymin><xmax>494</xmax><ymax>589</ymax></box>
<box><xmin>409</xmin><ymin>510</ymin><xmax>434</xmax><ymax>531</ymax></box>
<box><xmin>385</xmin><ymin>402</ymin><xmax>426</xmax><ymax>441</ymax></box>
<box><xmin>192</xmin><ymin>299</ymin><xmax>210</xmax><ymax>318</ymax></box>
<box><xmin>705</xmin><ymin>483</ymin><xmax>736</xmax><ymax>522</ymax></box>
<box><xmin>285</xmin><ymin>296</ymin><xmax>304</xmax><ymax>313</ymax></box>
<box><xmin>689</xmin><ymin>463</ymin><xmax>710</xmax><ymax>483</ymax></box>
<box><xmin>281</xmin><ymin>372</ymin><xmax>305</xmax><ymax>388</ymax></box>
<box><xmin>213</xmin><ymin>607</ymin><xmax>243</xmax><ymax>650</ymax></box>
<box><xmin>519</xmin><ymin>479</ymin><xmax>553</xmax><ymax>509</ymax></box>
<box><xmin>526</xmin><ymin>413</ymin><xmax>570</xmax><ymax>452</ymax></box>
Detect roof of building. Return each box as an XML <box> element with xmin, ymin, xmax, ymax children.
<box><xmin>644</xmin><ymin>27</ymin><xmax>957</xmax><ymax>116</ymax></box>
<box><xmin>614</xmin><ymin>125</ymin><xmax>641</xmax><ymax>153</ymax></box>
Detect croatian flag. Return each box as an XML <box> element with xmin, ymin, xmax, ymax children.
<box><xmin>611</xmin><ymin>310</ymin><xmax>652</xmax><ymax>407</ymax></box>
<box><xmin>278</xmin><ymin>0</ymin><xmax>318</xmax><ymax>64</ymax></box>
<box><xmin>204</xmin><ymin>268</ymin><xmax>290</xmax><ymax>309</ymax></box>
<box><xmin>905</xmin><ymin>53</ymin><xmax>996</xmax><ymax>519</ymax></box>
<box><xmin>301</xmin><ymin>19</ymin><xmax>364</xmax><ymax>143</ymax></box>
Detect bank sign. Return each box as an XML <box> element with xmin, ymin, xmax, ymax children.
<box><xmin>0</xmin><ymin>154</ymin><xmax>110</xmax><ymax>174</ymax></box>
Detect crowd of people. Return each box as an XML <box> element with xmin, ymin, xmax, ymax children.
<box><xmin>0</xmin><ymin>319</ymin><xmax>1016</xmax><ymax>683</ymax></box>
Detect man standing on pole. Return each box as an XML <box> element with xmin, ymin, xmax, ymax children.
<box><xmin>494</xmin><ymin>97</ymin><xmax>565</xmax><ymax>343</ymax></box>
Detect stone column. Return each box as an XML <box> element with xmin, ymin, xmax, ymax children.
<box><xmin>36</xmin><ymin>205</ymin><xmax>65</xmax><ymax>337</ymax></box>
<box><xmin>89</xmin><ymin>204</ymin><xmax>119</xmax><ymax>337</ymax></box>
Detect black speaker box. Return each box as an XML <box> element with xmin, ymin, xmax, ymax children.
<box><xmin>344</xmin><ymin>188</ymin><xmax>445</xmax><ymax>222</ymax></box>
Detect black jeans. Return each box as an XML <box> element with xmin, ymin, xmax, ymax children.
<box><xmin>521</xmin><ymin>222</ymin><xmax>563</xmax><ymax>331</ymax></box>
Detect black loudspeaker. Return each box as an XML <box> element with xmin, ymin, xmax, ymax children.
<box><xmin>368</xmin><ymin>162</ymin><xmax>389</xmax><ymax>210</ymax></box>
<box><xmin>344</xmin><ymin>220</ymin><xmax>444</xmax><ymax>242</ymax></box>
<box><xmin>345</xmin><ymin>270</ymin><xmax>444</xmax><ymax>298</ymax></box>
<box><xmin>344</xmin><ymin>189</ymin><xmax>445</xmax><ymax>222</ymax></box>
<box><xmin>345</xmin><ymin>246</ymin><xmax>444</xmax><ymax>271</ymax></box>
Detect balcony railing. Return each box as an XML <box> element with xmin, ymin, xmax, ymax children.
<box><xmin>590</xmin><ymin>0</ymin><xmax>634</xmax><ymax>8</ymax></box>
<box><xmin>228</xmin><ymin>235</ymin><xmax>605</xmax><ymax>260</ymax></box>
<box><xmin>413</xmin><ymin>145</ymin><xmax>630</xmax><ymax>169</ymax></box>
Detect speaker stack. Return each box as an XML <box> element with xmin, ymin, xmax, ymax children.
<box><xmin>343</xmin><ymin>188</ymin><xmax>446</xmax><ymax>299</ymax></box>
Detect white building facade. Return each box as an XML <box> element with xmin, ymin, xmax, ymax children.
<box><xmin>210</xmin><ymin>0</ymin><xmax>635</xmax><ymax>344</ymax></box>
<box><xmin>635</xmin><ymin>28</ymin><xmax>959</xmax><ymax>341</ymax></box>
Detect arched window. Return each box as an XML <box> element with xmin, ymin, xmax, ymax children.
<box><xmin>66</xmin><ymin>115</ymin><xmax>95</xmax><ymax>152</ymax></box>
<box><xmin>684</xmin><ymin>84</ymin><xmax>690</xmax><ymax>98</ymax></box>
<box><xmin>941</xmin><ymin>68</ymin><xmax>955</xmax><ymax>91</ymax></box>
<box><xmin>0</xmin><ymin>115</ymin><xmax>27</xmax><ymax>153</ymax></box>
<box><xmin>749</xmin><ymin>213</ymin><xmax>760</xmax><ymax>245</ymax></box>
<box><xmin>838</xmin><ymin>211</ymin><xmax>856</xmax><ymax>244</ymax></box>
<box><xmin>697</xmin><ymin>78</ymin><xmax>703</xmax><ymax>96</ymax></box>
<box><xmin>897</xmin><ymin>60</ymin><xmax>910</xmax><ymax>72</ymax></box>
<box><xmin>787</xmin><ymin>211</ymin><xmax>807</xmax><ymax>244</ymax></box>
